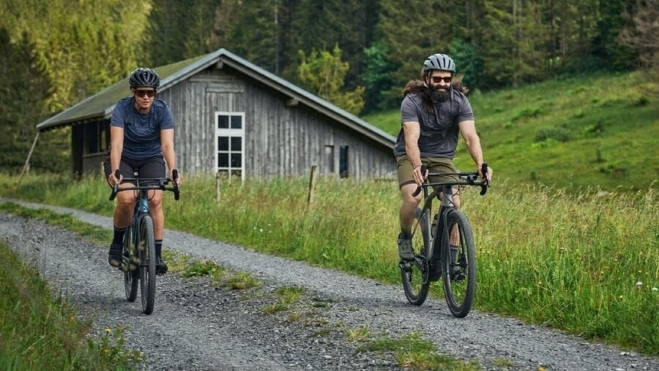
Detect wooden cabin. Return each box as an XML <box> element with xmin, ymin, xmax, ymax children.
<box><xmin>36</xmin><ymin>49</ymin><xmax>397</xmax><ymax>180</ymax></box>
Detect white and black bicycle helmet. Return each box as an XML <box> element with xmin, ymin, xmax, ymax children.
<box><xmin>423</xmin><ymin>54</ymin><xmax>456</xmax><ymax>73</ymax></box>
<box><xmin>129</xmin><ymin>68</ymin><xmax>160</xmax><ymax>89</ymax></box>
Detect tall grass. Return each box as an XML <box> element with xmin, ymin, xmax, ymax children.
<box><xmin>0</xmin><ymin>241</ymin><xmax>139</xmax><ymax>370</ymax></box>
<box><xmin>2</xmin><ymin>173</ymin><xmax>659</xmax><ymax>355</ymax></box>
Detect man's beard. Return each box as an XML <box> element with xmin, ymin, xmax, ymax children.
<box><xmin>426</xmin><ymin>86</ymin><xmax>451</xmax><ymax>103</ymax></box>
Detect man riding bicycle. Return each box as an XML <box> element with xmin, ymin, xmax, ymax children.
<box><xmin>104</xmin><ymin>67</ymin><xmax>183</xmax><ymax>274</ymax></box>
<box><xmin>394</xmin><ymin>53</ymin><xmax>492</xmax><ymax>262</ymax></box>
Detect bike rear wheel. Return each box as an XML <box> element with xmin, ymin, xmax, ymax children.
<box><xmin>442</xmin><ymin>210</ymin><xmax>476</xmax><ymax>318</ymax></box>
<box><xmin>138</xmin><ymin>215</ymin><xmax>157</xmax><ymax>315</ymax></box>
<box><xmin>400</xmin><ymin>208</ymin><xmax>431</xmax><ymax>306</ymax></box>
<box><xmin>123</xmin><ymin>226</ymin><xmax>138</xmax><ymax>302</ymax></box>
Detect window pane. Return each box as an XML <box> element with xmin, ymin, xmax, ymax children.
<box><xmin>340</xmin><ymin>146</ymin><xmax>349</xmax><ymax>178</ymax></box>
<box><xmin>230</xmin><ymin>153</ymin><xmax>241</xmax><ymax>167</ymax></box>
<box><xmin>87</xmin><ymin>124</ymin><xmax>99</xmax><ymax>153</ymax></box>
<box><xmin>231</xmin><ymin>137</ymin><xmax>242</xmax><ymax>151</ymax></box>
<box><xmin>218</xmin><ymin>115</ymin><xmax>229</xmax><ymax>129</ymax></box>
<box><xmin>218</xmin><ymin>153</ymin><xmax>229</xmax><ymax>167</ymax></box>
<box><xmin>100</xmin><ymin>126</ymin><xmax>107</xmax><ymax>151</ymax></box>
<box><xmin>230</xmin><ymin>115</ymin><xmax>242</xmax><ymax>129</ymax></box>
<box><xmin>218</xmin><ymin>137</ymin><xmax>229</xmax><ymax>151</ymax></box>
<box><xmin>324</xmin><ymin>145</ymin><xmax>334</xmax><ymax>174</ymax></box>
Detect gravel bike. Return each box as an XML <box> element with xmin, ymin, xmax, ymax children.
<box><xmin>109</xmin><ymin>170</ymin><xmax>180</xmax><ymax>314</ymax></box>
<box><xmin>399</xmin><ymin>164</ymin><xmax>489</xmax><ymax>318</ymax></box>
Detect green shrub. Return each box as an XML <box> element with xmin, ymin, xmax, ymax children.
<box><xmin>512</xmin><ymin>107</ymin><xmax>542</xmax><ymax>122</ymax></box>
<box><xmin>633</xmin><ymin>96</ymin><xmax>650</xmax><ymax>107</ymax></box>
<box><xmin>582</xmin><ymin>121</ymin><xmax>606</xmax><ymax>137</ymax></box>
<box><xmin>534</xmin><ymin>126</ymin><xmax>572</xmax><ymax>142</ymax></box>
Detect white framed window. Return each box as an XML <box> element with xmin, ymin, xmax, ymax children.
<box><xmin>215</xmin><ymin>112</ymin><xmax>245</xmax><ymax>182</ymax></box>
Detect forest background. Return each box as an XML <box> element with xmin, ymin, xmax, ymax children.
<box><xmin>1</xmin><ymin>0</ymin><xmax>657</xmax><ymax>177</ymax></box>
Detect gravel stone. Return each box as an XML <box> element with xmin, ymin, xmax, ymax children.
<box><xmin>1</xmin><ymin>197</ymin><xmax>658</xmax><ymax>371</ymax></box>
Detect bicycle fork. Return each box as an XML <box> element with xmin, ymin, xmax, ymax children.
<box><xmin>128</xmin><ymin>193</ymin><xmax>150</xmax><ymax>262</ymax></box>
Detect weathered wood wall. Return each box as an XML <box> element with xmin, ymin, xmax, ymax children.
<box><xmin>77</xmin><ymin>65</ymin><xmax>396</xmax><ymax>180</ymax></box>
<box><xmin>158</xmin><ymin>67</ymin><xmax>395</xmax><ymax>180</ymax></box>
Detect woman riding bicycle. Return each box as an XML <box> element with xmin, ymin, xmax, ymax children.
<box><xmin>104</xmin><ymin>67</ymin><xmax>183</xmax><ymax>274</ymax></box>
<box><xmin>394</xmin><ymin>53</ymin><xmax>492</xmax><ymax>262</ymax></box>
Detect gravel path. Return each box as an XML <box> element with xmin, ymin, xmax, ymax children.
<box><xmin>1</xmin><ymin>197</ymin><xmax>658</xmax><ymax>371</ymax></box>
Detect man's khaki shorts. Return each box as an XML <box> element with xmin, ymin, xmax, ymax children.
<box><xmin>396</xmin><ymin>155</ymin><xmax>459</xmax><ymax>189</ymax></box>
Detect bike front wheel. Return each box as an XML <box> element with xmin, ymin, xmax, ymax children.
<box><xmin>138</xmin><ymin>215</ymin><xmax>157</xmax><ymax>315</ymax></box>
<box><xmin>442</xmin><ymin>210</ymin><xmax>476</xmax><ymax>318</ymax></box>
<box><xmin>400</xmin><ymin>208</ymin><xmax>431</xmax><ymax>306</ymax></box>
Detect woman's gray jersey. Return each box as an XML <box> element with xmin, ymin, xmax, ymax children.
<box><xmin>110</xmin><ymin>97</ymin><xmax>174</xmax><ymax>161</ymax></box>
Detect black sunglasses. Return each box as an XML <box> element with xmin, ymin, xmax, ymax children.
<box><xmin>134</xmin><ymin>89</ymin><xmax>156</xmax><ymax>98</ymax></box>
<box><xmin>431</xmin><ymin>76</ymin><xmax>452</xmax><ymax>83</ymax></box>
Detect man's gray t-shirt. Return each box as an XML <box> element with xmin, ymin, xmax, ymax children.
<box><xmin>110</xmin><ymin>97</ymin><xmax>174</xmax><ymax>161</ymax></box>
<box><xmin>393</xmin><ymin>89</ymin><xmax>474</xmax><ymax>158</ymax></box>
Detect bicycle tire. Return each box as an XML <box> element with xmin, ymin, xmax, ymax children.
<box><xmin>123</xmin><ymin>226</ymin><xmax>138</xmax><ymax>302</ymax></box>
<box><xmin>138</xmin><ymin>215</ymin><xmax>157</xmax><ymax>315</ymax></box>
<box><xmin>400</xmin><ymin>208</ymin><xmax>431</xmax><ymax>306</ymax></box>
<box><xmin>442</xmin><ymin>210</ymin><xmax>476</xmax><ymax>318</ymax></box>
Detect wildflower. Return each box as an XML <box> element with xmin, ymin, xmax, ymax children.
<box><xmin>652</xmin><ymin>287</ymin><xmax>658</xmax><ymax>292</ymax></box>
<box><xmin>636</xmin><ymin>281</ymin><xmax>643</xmax><ymax>287</ymax></box>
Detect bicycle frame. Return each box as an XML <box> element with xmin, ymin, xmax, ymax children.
<box><xmin>109</xmin><ymin>170</ymin><xmax>179</xmax><ymax>314</ymax></box>
<box><xmin>129</xmin><ymin>189</ymin><xmax>151</xmax><ymax>251</ymax></box>
<box><xmin>110</xmin><ymin>176</ymin><xmax>177</xmax><ymax>243</ymax></box>
<box><xmin>399</xmin><ymin>164</ymin><xmax>489</xmax><ymax>313</ymax></box>
<box><xmin>417</xmin><ymin>185</ymin><xmax>455</xmax><ymax>264</ymax></box>
<box><xmin>414</xmin><ymin>167</ymin><xmax>488</xmax><ymax>267</ymax></box>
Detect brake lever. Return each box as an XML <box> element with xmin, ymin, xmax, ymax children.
<box><xmin>109</xmin><ymin>170</ymin><xmax>122</xmax><ymax>201</ymax></box>
<box><xmin>479</xmin><ymin>163</ymin><xmax>490</xmax><ymax>196</ymax></box>
<box><xmin>411</xmin><ymin>165</ymin><xmax>427</xmax><ymax>197</ymax></box>
<box><xmin>172</xmin><ymin>169</ymin><xmax>180</xmax><ymax>201</ymax></box>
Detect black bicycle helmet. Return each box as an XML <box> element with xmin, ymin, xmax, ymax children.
<box><xmin>423</xmin><ymin>54</ymin><xmax>456</xmax><ymax>73</ymax></box>
<box><xmin>129</xmin><ymin>68</ymin><xmax>160</xmax><ymax>89</ymax></box>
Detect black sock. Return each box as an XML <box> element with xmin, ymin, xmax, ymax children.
<box><xmin>112</xmin><ymin>227</ymin><xmax>127</xmax><ymax>245</ymax></box>
<box><xmin>155</xmin><ymin>240</ymin><xmax>163</xmax><ymax>259</ymax></box>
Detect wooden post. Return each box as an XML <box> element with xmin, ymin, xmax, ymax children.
<box><xmin>15</xmin><ymin>132</ymin><xmax>40</xmax><ymax>192</ymax></box>
<box><xmin>307</xmin><ymin>165</ymin><xmax>318</xmax><ymax>209</ymax></box>
<box><xmin>216</xmin><ymin>171</ymin><xmax>222</xmax><ymax>202</ymax></box>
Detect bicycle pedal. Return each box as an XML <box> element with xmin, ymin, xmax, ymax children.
<box><xmin>119</xmin><ymin>261</ymin><xmax>139</xmax><ymax>272</ymax></box>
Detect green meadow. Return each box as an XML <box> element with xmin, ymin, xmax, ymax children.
<box><xmin>1</xmin><ymin>71</ymin><xmax>659</xmax><ymax>368</ymax></box>
<box><xmin>364</xmin><ymin>71</ymin><xmax>659</xmax><ymax>192</ymax></box>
